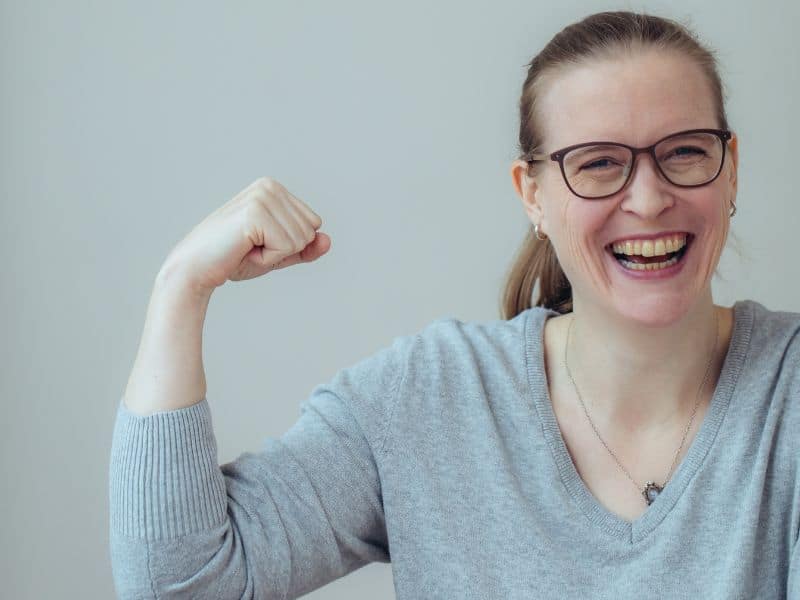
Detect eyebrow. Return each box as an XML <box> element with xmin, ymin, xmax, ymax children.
<box><xmin>560</xmin><ymin>127</ymin><xmax>710</xmax><ymax>148</ymax></box>
<box><xmin>567</xmin><ymin>144</ymin><xmax>627</xmax><ymax>157</ymax></box>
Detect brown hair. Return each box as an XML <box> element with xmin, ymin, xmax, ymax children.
<box><xmin>500</xmin><ymin>11</ymin><xmax>731</xmax><ymax>320</ymax></box>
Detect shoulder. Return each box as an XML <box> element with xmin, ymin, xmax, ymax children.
<box><xmin>739</xmin><ymin>299</ymin><xmax>800</xmax><ymax>361</ymax></box>
<box><xmin>743</xmin><ymin>298</ymin><xmax>800</xmax><ymax>335</ymax></box>
<box><xmin>734</xmin><ymin>300</ymin><xmax>800</xmax><ymax>493</ymax></box>
<box><xmin>409</xmin><ymin>306</ymin><xmax>557</xmax><ymax>358</ymax></box>
<box><xmin>322</xmin><ymin>306</ymin><xmax>559</xmax><ymax>397</ymax></box>
<box><xmin>385</xmin><ymin>307</ymin><xmax>561</xmax><ymax>390</ymax></box>
<box><xmin>734</xmin><ymin>300</ymin><xmax>800</xmax><ymax>420</ymax></box>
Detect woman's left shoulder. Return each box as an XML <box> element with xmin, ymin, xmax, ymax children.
<box><xmin>735</xmin><ymin>299</ymin><xmax>800</xmax><ymax>347</ymax></box>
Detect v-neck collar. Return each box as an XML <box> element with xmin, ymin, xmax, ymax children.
<box><xmin>524</xmin><ymin>300</ymin><xmax>754</xmax><ymax>543</ymax></box>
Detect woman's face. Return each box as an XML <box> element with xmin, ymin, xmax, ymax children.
<box><xmin>511</xmin><ymin>49</ymin><xmax>738</xmax><ymax>327</ymax></box>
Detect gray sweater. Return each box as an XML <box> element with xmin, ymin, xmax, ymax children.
<box><xmin>109</xmin><ymin>299</ymin><xmax>800</xmax><ymax>599</ymax></box>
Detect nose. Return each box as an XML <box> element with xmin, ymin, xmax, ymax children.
<box><xmin>619</xmin><ymin>152</ymin><xmax>675</xmax><ymax>218</ymax></box>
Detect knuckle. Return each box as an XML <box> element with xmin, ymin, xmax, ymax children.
<box><xmin>255</xmin><ymin>176</ymin><xmax>281</xmax><ymax>195</ymax></box>
<box><xmin>243</xmin><ymin>192</ymin><xmax>266</xmax><ymax>213</ymax></box>
<box><xmin>241</xmin><ymin>199</ymin><xmax>266</xmax><ymax>225</ymax></box>
<box><xmin>255</xmin><ymin>176</ymin><xmax>273</xmax><ymax>188</ymax></box>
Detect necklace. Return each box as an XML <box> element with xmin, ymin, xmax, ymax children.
<box><xmin>563</xmin><ymin>308</ymin><xmax>719</xmax><ymax>506</ymax></box>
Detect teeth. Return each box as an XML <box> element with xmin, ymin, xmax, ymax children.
<box><xmin>611</xmin><ymin>234</ymin><xmax>688</xmax><ymax>257</ymax></box>
<box><xmin>618</xmin><ymin>253</ymin><xmax>682</xmax><ymax>271</ymax></box>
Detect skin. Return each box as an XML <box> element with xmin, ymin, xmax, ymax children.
<box><xmin>509</xmin><ymin>48</ymin><xmax>739</xmax><ymax>442</ymax></box>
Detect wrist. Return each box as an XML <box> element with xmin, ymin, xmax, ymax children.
<box><xmin>154</xmin><ymin>262</ymin><xmax>215</xmax><ymax>305</ymax></box>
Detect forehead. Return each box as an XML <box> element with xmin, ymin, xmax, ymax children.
<box><xmin>537</xmin><ymin>49</ymin><xmax>718</xmax><ymax>149</ymax></box>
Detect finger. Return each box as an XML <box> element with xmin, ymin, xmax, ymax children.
<box><xmin>283</xmin><ymin>197</ymin><xmax>319</xmax><ymax>248</ymax></box>
<box><xmin>285</xmin><ymin>190</ymin><xmax>323</xmax><ymax>229</ymax></box>
<box><xmin>262</xmin><ymin>200</ymin><xmax>306</xmax><ymax>253</ymax></box>
<box><xmin>268</xmin><ymin>233</ymin><xmax>330</xmax><ymax>271</ymax></box>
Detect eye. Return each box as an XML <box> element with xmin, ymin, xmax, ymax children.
<box><xmin>581</xmin><ymin>158</ymin><xmax>623</xmax><ymax>170</ymax></box>
<box><xmin>665</xmin><ymin>146</ymin><xmax>707</xmax><ymax>160</ymax></box>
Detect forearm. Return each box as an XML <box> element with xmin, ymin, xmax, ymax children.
<box><xmin>123</xmin><ymin>265</ymin><xmax>213</xmax><ymax>417</ymax></box>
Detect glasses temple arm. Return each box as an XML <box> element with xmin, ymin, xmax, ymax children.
<box><xmin>525</xmin><ymin>153</ymin><xmax>551</xmax><ymax>162</ymax></box>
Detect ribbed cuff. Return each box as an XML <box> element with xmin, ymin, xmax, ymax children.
<box><xmin>109</xmin><ymin>397</ymin><xmax>227</xmax><ymax>541</ymax></box>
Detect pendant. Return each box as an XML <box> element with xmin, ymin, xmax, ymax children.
<box><xmin>642</xmin><ymin>481</ymin><xmax>663</xmax><ymax>505</ymax></box>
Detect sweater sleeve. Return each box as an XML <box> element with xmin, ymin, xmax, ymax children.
<box><xmin>108</xmin><ymin>333</ymin><xmax>413</xmax><ymax>599</ymax></box>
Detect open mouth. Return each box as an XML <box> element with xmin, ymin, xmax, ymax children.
<box><xmin>607</xmin><ymin>234</ymin><xmax>694</xmax><ymax>272</ymax></box>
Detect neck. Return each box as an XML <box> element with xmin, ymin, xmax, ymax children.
<box><xmin>565</xmin><ymin>292</ymin><xmax>726</xmax><ymax>436</ymax></box>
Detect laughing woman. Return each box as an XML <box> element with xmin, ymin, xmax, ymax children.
<box><xmin>110</xmin><ymin>11</ymin><xmax>800</xmax><ymax>599</ymax></box>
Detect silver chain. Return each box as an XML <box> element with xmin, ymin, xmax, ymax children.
<box><xmin>563</xmin><ymin>308</ymin><xmax>719</xmax><ymax>500</ymax></box>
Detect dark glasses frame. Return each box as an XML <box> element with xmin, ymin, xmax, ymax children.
<box><xmin>525</xmin><ymin>128</ymin><xmax>733</xmax><ymax>200</ymax></box>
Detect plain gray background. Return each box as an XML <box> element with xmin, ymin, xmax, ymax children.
<box><xmin>1</xmin><ymin>0</ymin><xmax>798</xmax><ymax>598</ymax></box>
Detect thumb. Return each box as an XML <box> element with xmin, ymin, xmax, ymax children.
<box><xmin>253</xmin><ymin>232</ymin><xmax>332</xmax><ymax>271</ymax></box>
<box><xmin>300</xmin><ymin>232</ymin><xmax>331</xmax><ymax>262</ymax></box>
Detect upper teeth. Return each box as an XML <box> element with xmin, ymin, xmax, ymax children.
<box><xmin>611</xmin><ymin>234</ymin><xmax>688</xmax><ymax>257</ymax></box>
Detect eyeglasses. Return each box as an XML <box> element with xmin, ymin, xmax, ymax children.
<box><xmin>525</xmin><ymin>128</ymin><xmax>732</xmax><ymax>200</ymax></box>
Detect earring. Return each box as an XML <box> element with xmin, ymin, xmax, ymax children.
<box><xmin>534</xmin><ymin>222</ymin><xmax>547</xmax><ymax>240</ymax></box>
<box><xmin>729</xmin><ymin>200</ymin><xmax>737</xmax><ymax>218</ymax></box>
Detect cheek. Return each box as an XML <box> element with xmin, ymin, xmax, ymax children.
<box><xmin>696</xmin><ymin>191</ymin><xmax>731</xmax><ymax>284</ymax></box>
<box><xmin>554</xmin><ymin>200</ymin><xmax>613</xmax><ymax>291</ymax></box>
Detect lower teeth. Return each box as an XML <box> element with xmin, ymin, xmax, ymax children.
<box><xmin>617</xmin><ymin>252</ymin><xmax>682</xmax><ymax>271</ymax></box>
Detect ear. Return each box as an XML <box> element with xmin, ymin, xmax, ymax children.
<box><xmin>510</xmin><ymin>159</ymin><xmax>545</xmax><ymax>226</ymax></box>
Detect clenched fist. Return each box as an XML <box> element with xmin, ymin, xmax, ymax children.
<box><xmin>159</xmin><ymin>177</ymin><xmax>331</xmax><ymax>295</ymax></box>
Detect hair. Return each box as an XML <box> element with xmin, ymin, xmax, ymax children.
<box><xmin>500</xmin><ymin>11</ymin><xmax>732</xmax><ymax>320</ymax></box>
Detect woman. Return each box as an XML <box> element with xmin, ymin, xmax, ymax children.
<box><xmin>110</xmin><ymin>11</ymin><xmax>800</xmax><ymax>599</ymax></box>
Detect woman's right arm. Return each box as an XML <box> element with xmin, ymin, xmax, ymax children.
<box><xmin>109</xmin><ymin>179</ymin><xmax>408</xmax><ymax>598</ymax></box>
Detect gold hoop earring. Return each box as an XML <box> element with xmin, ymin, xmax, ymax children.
<box><xmin>534</xmin><ymin>223</ymin><xmax>547</xmax><ymax>240</ymax></box>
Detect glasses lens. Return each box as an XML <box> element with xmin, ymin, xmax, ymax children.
<box><xmin>562</xmin><ymin>144</ymin><xmax>633</xmax><ymax>198</ymax></box>
<box><xmin>655</xmin><ymin>132</ymin><xmax>724</xmax><ymax>186</ymax></box>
